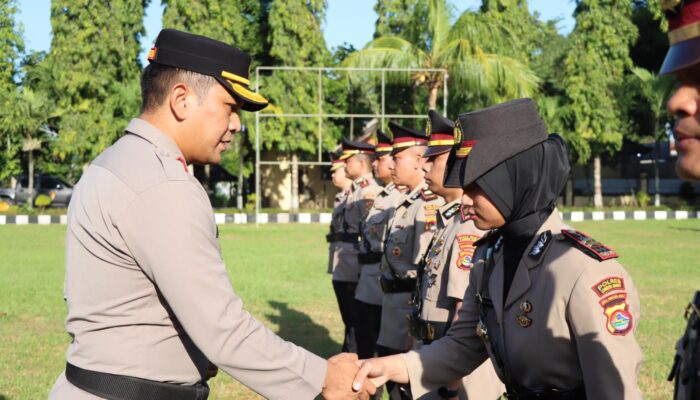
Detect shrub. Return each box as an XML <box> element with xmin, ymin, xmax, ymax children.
<box><xmin>635</xmin><ymin>191</ymin><xmax>651</xmax><ymax>208</ymax></box>
<box><xmin>34</xmin><ymin>194</ymin><xmax>53</xmax><ymax>209</ymax></box>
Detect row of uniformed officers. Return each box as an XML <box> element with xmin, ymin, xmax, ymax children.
<box><xmin>327</xmin><ymin>99</ymin><xmax>643</xmax><ymax>400</ymax></box>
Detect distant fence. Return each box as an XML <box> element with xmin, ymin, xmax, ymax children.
<box><xmin>1</xmin><ymin>210</ymin><xmax>698</xmax><ymax>225</ymax></box>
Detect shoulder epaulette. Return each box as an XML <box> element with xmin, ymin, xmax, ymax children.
<box><xmin>420</xmin><ymin>188</ymin><xmax>438</xmax><ymax>201</ymax></box>
<box><xmin>442</xmin><ymin>203</ymin><xmax>461</xmax><ymax>220</ymax></box>
<box><xmin>561</xmin><ymin>229</ymin><xmax>618</xmax><ymax>261</ymax></box>
<box><xmin>409</xmin><ymin>190</ymin><xmax>422</xmax><ymax>201</ymax></box>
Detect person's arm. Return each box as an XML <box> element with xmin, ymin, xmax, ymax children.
<box><xmin>567</xmin><ymin>258</ymin><xmax>643</xmax><ymax>399</ymax></box>
<box><xmin>119</xmin><ymin>181</ymin><xmax>329</xmax><ymax>399</ymax></box>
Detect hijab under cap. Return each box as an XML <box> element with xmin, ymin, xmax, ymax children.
<box><xmin>476</xmin><ymin>134</ymin><xmax>570</xmax><ymax>299</ymax></box>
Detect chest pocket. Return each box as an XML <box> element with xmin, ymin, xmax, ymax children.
<box><xmin>389</xmin><ymin>226</ymin><xmax>410</xmax><ymax>246</ymax></box>
<box><xmin>367</xmin><ymin>211</ymin><xmax>387</xmax><ymax>237</ymax></box>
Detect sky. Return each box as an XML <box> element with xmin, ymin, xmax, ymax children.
<box><xmin>17</xmin><ymin>0</ymin><xmax>575</xmax><ymax>66</ymax></box>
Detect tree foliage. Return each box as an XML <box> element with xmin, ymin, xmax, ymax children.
<box><xmin>38</xmin><ymin>0</ymin><xmax>147</xmax><ymax>180</ymax></box>
<box><xmin>563</xmin><ymin>0</ymin><xmax>638</xmax><ymax>164</ymax></box>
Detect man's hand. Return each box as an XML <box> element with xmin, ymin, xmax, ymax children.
<box><xmin>322</xmin><ymin>353</ymin><xmax>376</xmax><ymax>399</ymax></box>
<box><xmin>352</xmin><ymin>355</ymin><xmax>410</xmax><ymax>391</ymax></box>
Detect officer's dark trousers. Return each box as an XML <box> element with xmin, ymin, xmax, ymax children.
<box><xmin>377</xmin><ymin>344</ymin><xmax>413</xmax><ymax>400</ymax></box>
<box><xmin>333</xmin><ymin>280</ymin><xmax>358</xmax><ymax>353</ymax></box>
<box><xmin>355</xmin><ymin>300</ymin><xmax>382</xmax><ymax>359</ymax></box>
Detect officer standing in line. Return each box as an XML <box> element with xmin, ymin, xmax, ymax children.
<box><xmin>48</xmin><ymin>29</ymin><xmax>367</xmax><ymax>400</ymax></box>
<box><xmin>331</xmin><ymin>138</ymin><xmax>382</xmax><ymax>353</ymax></box>
<box><xmin>659</xmin><ymin>1</ymin><xmax>700</xmax><ymax>397</ymax></box>
<box><xmin>356</xmin><ymin>130</ymin><xmax>406</xmax><ymax>360</ymax></box>
<box><xmin>377</xmin><ymin>122</ymin><xmax>444</xmax><ymax>400</ymax></box>
<box><xmin>327</xmin><ymin>150</ymin><xmax>352</xmax><ymax>276</ymax></box>
<box><xmin>352</xmin><ymin>99</ymin><xmax>642</xmax><ymax>400</ymax></box>
<box><xmin>409</xmin><ymin>110</ymin><xmax>503</xmax><ymax>400</ymax></box>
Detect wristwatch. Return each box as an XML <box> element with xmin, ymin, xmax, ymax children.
<box><xmin>438</xmin><ymin>386</ymin><xmax>459</xmax><ymax>399</ymax></box>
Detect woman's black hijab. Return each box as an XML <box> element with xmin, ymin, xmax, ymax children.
<box><xmin>475</xmin><ymin>134</ymin><xmax>570</xmax><ymax>299</ymax></box>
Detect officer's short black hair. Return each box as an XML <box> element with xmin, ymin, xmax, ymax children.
<box><xmin>140</xmin><ymin>63</ymin><xmax>217</xmax><ymax>113</ymax></box>
<box><xmin>354</xmin><ymin>153</ymin><xmax>374</xmax><ymax>169</ymax></box>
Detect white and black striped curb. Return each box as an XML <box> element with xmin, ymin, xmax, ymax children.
<box><xmin>0</xmin><ymin>211</ymin><xmax>699</xmax><ymax>225</ymax></box>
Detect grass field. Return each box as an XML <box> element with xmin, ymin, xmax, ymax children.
<box><xmin>0</xmin><ymin>220</ymin><xmax>698</xmax><ymax>399</ymax></box>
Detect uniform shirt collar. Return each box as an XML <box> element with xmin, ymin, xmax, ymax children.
<box><xmin>125</xmin><ymin>118</ymin><xmax>184</xmax><ymax>158</ymax></box>
<box><xmin>438</xmin><ymin>198</ymin><xmax>461</xmax><ymax>223</ymax></box>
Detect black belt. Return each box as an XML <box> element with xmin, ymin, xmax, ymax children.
<box><xmin>336</xmin><ymin>232</ymin><xmax>361</xmax><ymax>243</ymax></box>
<box><xmin>325</xmin><ymin>232</ymin><xmax>335</xmax><ymax>243</ymax></box>
<box><xmin>407</xmin><ymin>314</ymin><xmax>448</xmax><ymax>342</ymax></box>
<box><xmin>66</xmin><ymin>363</ymin><xmax>209</xmax><ymax>400</ymax></box>
<box><xmin>358</xmin><ymin>251</ymin><xmax>382</xmax><ymax>264</ymax></box>
<box><xmin>379</xmin><ymin>276</ymin><xmax>416</xmax><ymax>293</ymax></box>
<box><xmin>505</xmin><ymin>386</ymin><xmax>585</xmax><ymax>400</ymax></box>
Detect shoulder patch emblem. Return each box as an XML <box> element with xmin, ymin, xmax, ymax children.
<box><xmin>592</xmin><ymin>276</ymin><xmax>625</xmax><ymax>298</ymax></box>
<box><xmin>561</xmin><ymin>229</ymin><xmax>618</xmax><ymax>261</ymax></box>
<box><xmin>599</xmin><ymin>292</ymin><xmax>633</xmax><ymax>336</ymax></box>
<box><xmin>528</xmin><ymin>231</ymin><xmax>551</xmax><ymax>258</ymax></box>
<box><xmin>420</xmin><ymin>188</ymin><xmax>438</xmax><ymax>201</ymax></box>
<box><xmin>456</xmin><ymin>234</ymin><xmax>480</xmax><ymax>271</ymax></box>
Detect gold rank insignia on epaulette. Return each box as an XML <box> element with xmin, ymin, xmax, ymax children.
<box><xmin>561</xmin><ymin>229</ymin><xmax>618</xmax><ymax>261</ymax></box>
<box><xmin>420</xmin><ymin>188</ymin><xmax>438</xmax><ymax>201</ymax></box>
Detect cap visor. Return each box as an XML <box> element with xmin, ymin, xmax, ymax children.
<box><xmin>660</xmin><ymin>36</ymin><xmax>700</xmax><ymax>75</ymax></box>
<box><xmin>216</xmin><ymin>77</ymin><xmax>269</xmax><ymax>112</ymax></box>
<box><xmin>443</xmin><ymin>149</ymin><xmax>467</xmax><ymax>188</ymax></box>
<box><xmin>422</xmin><ymin>145</ymin><xmax>452</xmax><ymax>158</ymax></box>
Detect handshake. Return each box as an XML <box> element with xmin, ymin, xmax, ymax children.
<box><xmin>321</xmin><ymin>353</ymin><xmax>402</xmax><ymax>400</ymax></box>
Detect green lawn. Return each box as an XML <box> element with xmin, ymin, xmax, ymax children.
<box><xmin>0</xmin><ymin>220</ymin><xmax>698</xmax><ymax>399</ymax></box>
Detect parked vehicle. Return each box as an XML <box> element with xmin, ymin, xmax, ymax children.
<box><xmin>0</xmin><ymin>174</ymin><xmax>73</xmax><ymax>207</ymax></box>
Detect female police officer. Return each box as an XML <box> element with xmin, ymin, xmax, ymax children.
<box><xmin>351</xmin><ymin>98</ymin><xmax>643</xmax><ymax>399</ymax></box>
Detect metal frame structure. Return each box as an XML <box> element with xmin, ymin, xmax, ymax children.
<box><xmin>254</xmin><ymin>66</ymin><xmax>448</xmax><ymax>221</ymax></box>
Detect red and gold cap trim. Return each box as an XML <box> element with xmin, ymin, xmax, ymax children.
<box><xmin>375</xmin><ymin>143</ymin><xmax>393</xmax><ymax>153</ymax></box>
<box><xmin>456</xmin><ymin>140</ymin><xmax>478</xmax><ymax>158</ymax></box>
<box><xmin>339</xmin><ymin>149</ymin><xmax>375</xmax><ymax>160</ymax></box>
<box><xmin>669</xmin><ymin>20</ymin><xmax>700</xmax><ymax>45</ymax></box>
<box><xmin>428</xmin><ymin>133</ymin><xmax>455</xmax><ymax>147</ymax></box>
<box><xmin>393</xmin><ymin>137</ymin><xmax>428</xmax><ymax>149</ymax></box>
<box><xmin>330</xmin><ymin>159</ymin><xmax>345</xmax><ymax>172</ymax></box>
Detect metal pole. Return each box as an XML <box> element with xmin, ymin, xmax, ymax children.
<box><xmin>318</xmin><ymin>69</ymin><xmax>323</xmax><ymax>162</ymax></box>
<box><xmin>381</xmin><ymin>70</ymin><xmax>386</xmax><ymax>128</ymax></box>
<box><xmin>255</xmin><ymin>68</ymin><xmax>261</xmax><ymax>227</ymax></box>
<box><xmin>443</xmin><ymin>72</ymin><xmax>448</xmax><ymax>116</ymax></box>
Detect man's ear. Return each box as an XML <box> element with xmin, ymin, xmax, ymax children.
<box><xmin>169</xmin><ymin>83</ymin><xmax>190</xmax><ymax>121</ymax></box>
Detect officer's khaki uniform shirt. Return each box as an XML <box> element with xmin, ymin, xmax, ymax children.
<box><xmin>419</xmin><ymin>199</ymin><xmax>483</xmax><ymax>323</ymax></box>
<box><xmin>355</xmin><ymin>183</ymin><xmax>405</xmax><ymax>305</ymax></box>
<box><xmin>327</xmin><ymin>190</ymin><xmax>349</xmax><ymax>274</ymax></box>
<box><xmin>50</xmin><ymin>119</ymin><xmax>326</xmax><ymax>400</ymax></box>
<box><xmin>377</xmin><ymin>184</ymin><xmax>443</xmax><ymax>350</ymax></box>
<box><xmin>332</xmin><ymin>173</ymin><xmax>381</xmax><ymax>282</ymax></box>
<box><xmin>415</xmin><ymin>200</ymin><xmax>504</xmax><ymax>400</ymax></box>
<box><xmin>401</xmin><ymin>211</ymin><xmax>643</xmax><ymax>399</ymax></box>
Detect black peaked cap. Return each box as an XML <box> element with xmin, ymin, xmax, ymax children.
<box><xmin>148</xmin><ymin>29</ymin><xmax>268</xmax><ymax>112</ymax></box>
<box><xmin>444</xmin><ymin>98</ymin><xmax>548</xmax><ymax>188</ymax></box>
<box><xmin>340</xmin><ymin>137</ymin><xmax>375</xmax><ymax>160</ymax></box>
<box><xmin>375</xmin><ymin>129</ymin><xmax>393</xmax><ymax>154</ymax></box>
<box><xmin>389</xmin><ymin>121</ymin><xmax>428</xmax><ymax>155</ymax></box>
<box><xmin>423</xmin><ymin>109</ymin><xmax>456</xmax><ymax>158</ymax></box>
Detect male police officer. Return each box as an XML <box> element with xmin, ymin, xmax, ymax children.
<box><xmin>377</xmin><ymin>122</ymin><xmax>443</xmax><ymax>400</ymax></box>
<box><xmin>332</xmin><ymin>138</ymin><xmax>382</xmax><ymax>353</ymax></box>
<box><xmin>660</xmin><ymin>1</ymin><xmax>700</xmax><ymax>397</ymax></box>
<box><xmin>49</xmin><ymin>29</ymin><xmax>366</xmax><ymax>400</ymax></box>
<box><xmin>327</xmin><ymin>150</ymin><xmax>352</xmax><ymax>276</ymax></box>
<box><xmin>410</xmin><ymin>110</ymin><xmax>503</xmax><ymax>400</ymax></box>
<box><xmin>356</xmin><ymin>131</ymin><xmax>405</xmax><ymax>360</ymax></box>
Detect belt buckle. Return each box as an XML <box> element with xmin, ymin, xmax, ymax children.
<box><xmin>476</xmin><ymin>320</ymin><xmax>489</xmax><ymax>342</ymax></box>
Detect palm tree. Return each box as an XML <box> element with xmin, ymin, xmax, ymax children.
<box><xmin>627</xmin><ymin>67</ymin><xmax>675</xmax><ymax>207</ymax></box>
<box><xmin>342</xmin><ymin>0</ymin><xmax>539</xmax><ymax>110</ymax></box>
<box><xmin>0</xmin><ymin>88</ymin><xmax>57</xmax><ymax>208</ymax></box>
